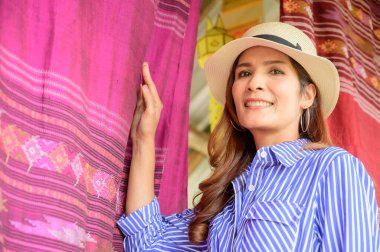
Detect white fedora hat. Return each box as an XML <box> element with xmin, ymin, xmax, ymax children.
<box><xmin>204</xmin><ymin>22</ymin><xmax>340</xmax><ymax>118</ymax></box>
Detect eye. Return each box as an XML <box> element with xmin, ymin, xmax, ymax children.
<box><xmin>269</xmin><ymin>69</ymin><xmax>284</xmax><ymax>75</ymax></box>
<box><xmin>236</xmin><ymin>70</ymin><xmax>251</xmax><ymax>78</ymax></box>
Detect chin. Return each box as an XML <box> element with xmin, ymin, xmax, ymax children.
<box><xmin>239</xmin><ymin>120</ymin><xmax>267</xmax><ymax>129</ymax></box>
<box><xmin>242</xmin><ymin>122</ymin><xmax>273</xmax><ymax>133</ymax></box>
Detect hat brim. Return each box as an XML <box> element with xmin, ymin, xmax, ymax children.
<box><xmin>204</xmin><ymin>37</ymin><xmax>340</xmax><ymax>118</ymax></box>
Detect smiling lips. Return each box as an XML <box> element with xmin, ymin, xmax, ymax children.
<box><xmin>244</xmin><ymin>99</ymin><xmax>274</xmax><ymax>108</ymax></box>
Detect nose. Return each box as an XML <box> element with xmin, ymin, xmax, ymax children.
<box><xmin>247</xmin><ymin>72</ymin><xmax>264</xmax><ymax>92</ymax></box>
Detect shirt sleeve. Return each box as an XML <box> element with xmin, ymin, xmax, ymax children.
<box><xmin>117</xmin><ymin>197</ymin><xmax>208</xmax><ymax>251</ymax></box>
<box><xmin>316</xmin><ymin>153</ymin><xmax>380</xmax><ymax>251</ymax></box>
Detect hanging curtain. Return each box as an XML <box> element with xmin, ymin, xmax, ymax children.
<box><xmin>281</xmin><ymin>0</ymin><xmax>380</xmax><ymax>202</ymax></box>
<box><xmin>0</xmin><ymin>0</ymin><xmax>200</xmax><ymax>251</ymax></box>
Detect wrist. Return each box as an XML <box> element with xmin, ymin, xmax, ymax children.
<box><xmin>132</xmin><ymin>138</ymin><xmax>155</xmax><ymax>153</ymax></box>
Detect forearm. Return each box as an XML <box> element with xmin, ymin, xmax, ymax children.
<box><xmin>125</xmin><ymin>62</ymin><xmax>161</xmax><ymax>215</ymax></box>
<box><xmin>125</xmin><ymin>139</ymin><xmax>155</xmax><ymax>215</ymax></box>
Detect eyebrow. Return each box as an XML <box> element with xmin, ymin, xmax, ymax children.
<box><xmin>236</xmin><ymin>60</ymin><xmax>287</xmax><ymax>69</ymax></box>
<box><xmin>263</xmin><ymin>60</ymin><xmax>287</xmax><ymax>65</ymax></box>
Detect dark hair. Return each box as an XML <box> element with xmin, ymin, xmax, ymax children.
<box><xmin>188</xmin><ymin>50</ymin><xmax>332</xmax><ymax>243</ymax></box>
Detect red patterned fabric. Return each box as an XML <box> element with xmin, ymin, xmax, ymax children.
<box><xmin>281</xmin><ymin>0</ymin><xmax>380</xmax><ymax>203</ymax></box>
<box><xmin>0</xmin><ymin>0</ymin><xmax>200</xmax><ymax>251</ymax></box>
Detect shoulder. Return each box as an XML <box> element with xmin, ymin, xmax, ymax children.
<box><xmin>310</xmin><ymin>146</ymin><xmax>373</xmax><ymax>188</ymax></box>
<box><xmin>307</xmin><ymin>146</ymin><xmax>370</xmax><ymax>180</ymax></box>
<box><xmin>312</xmin><ymin>146</ymin><xmax>350</xmax><ymax>160</ymax></box>
<box><xmin>309</xmin><ymin>146</ymin><xmax>360</xmax><ymax>167</ymax></box>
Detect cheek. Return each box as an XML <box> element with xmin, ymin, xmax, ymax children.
<box><xmin>272</xmin><ymin>80</ymin><xmax>301</xmax><ymax>101</ymax></box>
<box><xmin>231</xmin><ymin>83</ymin><xmax>241</xmax><ymax>104</ymax></box>
<box><xmin>231</xmin><ymin>84</ymin><xmax>245</xmax><ymax>120</ymax></box>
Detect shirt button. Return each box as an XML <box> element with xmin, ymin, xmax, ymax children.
<box><xmin>248</xmin><ymin>185</ymin><xmax>255</xmax><ymax>191</ymax></box>
<box><xmin>260</xmin><ymin>152</ymin><xmax>267</xmax><ymax>158</ymax></box>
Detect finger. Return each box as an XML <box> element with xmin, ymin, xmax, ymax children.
<box><xmin>142</xmin><ymin>63</ymin><xmax>160</xmax><ymax>97</ymax></box>
<box><xmin>141</xmin><ymin>84</ymin><xmax>155</xmax><ymax>113</ymax></box>
<box><xmin>132</xmin><ymin>88</ymin><xmax>144</xmax><ymax>120</ymax></box>
<box><xmin>134</xmin><ymin>86</ymin><xmax>144</xmax><ymax>110</ymax></box>
<box><xmin>142</xmin><ymin>63</ymin><xmax>162</xmax><ymax>106</ymax></box>
<box><xmin>142</xmin><ymin>62</ymin><xmax>154</xmax><ymax>85</ymax></box>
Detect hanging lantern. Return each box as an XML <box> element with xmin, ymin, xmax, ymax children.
<box><xmin>196</xmin><ymin>16</ymin><xmax>234</xmax><ymax>131</ymax></box>
<box><xmin>197</xmin><ymin>16</ymin><xmax>234</xmax><ymax>69</ymax></box>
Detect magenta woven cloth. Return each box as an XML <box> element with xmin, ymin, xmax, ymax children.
<box><xmin>0</xmin><ymin>0</ymin><xmax>200</xmax><ymax>251</ymax></box>
<box><xmin>281</xmin><ymin>0</ymin><xmax>380</xmax><ymax>203</ymax></box>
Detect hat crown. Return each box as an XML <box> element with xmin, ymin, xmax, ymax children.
<box><xmin>243</xmin><ymin>22</ymin><xmax>317</xmax><ymax>56</ymax></box>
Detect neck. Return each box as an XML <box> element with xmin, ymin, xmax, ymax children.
<box><xmin>250</xmin><ymin>129</ymin><xmax>300</xmax><ymax>149</ymax></box>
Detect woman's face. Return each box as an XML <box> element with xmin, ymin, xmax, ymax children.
<box><xmin>232</xmin><ymin>46</ymin><xmax>313</xmax><ymax>139</ymax></box>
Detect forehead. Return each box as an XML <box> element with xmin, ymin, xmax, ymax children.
<box><xmin>238</xmin><ymin>46</ymin><xmax>291</xmax><ymax>63</ymax></box>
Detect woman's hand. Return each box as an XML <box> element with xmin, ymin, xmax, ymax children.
<box><xmin>130</xmin><ymin>62</ymin><xmax>163</xmax><ymax>144</ymax></box>
<box><xmin>126</xmin><ymin>62</ymin><xmax>161</xmax><ymax>215</ymax></box>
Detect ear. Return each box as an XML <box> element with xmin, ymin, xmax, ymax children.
<box><xmin>302</xmin><ymin>83</ymin><xmax>316</xmax><ymax>108</ymax></box>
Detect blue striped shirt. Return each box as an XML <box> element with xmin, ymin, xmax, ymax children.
<box><xmin>117</xmin><ymin>139</ymin><xmax>380</xmax><ymax>251</ymax></box>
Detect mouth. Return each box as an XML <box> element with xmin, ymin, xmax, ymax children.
<box><xmin>244</xmin><ymin>100</ymin><xmax>274</xmax><ymax>108</ymax></box>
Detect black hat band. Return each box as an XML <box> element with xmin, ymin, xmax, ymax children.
<box><xmin>253</xmin><ymin>34</ymin><xmax>302</xmax><ymax>51</ymax></box>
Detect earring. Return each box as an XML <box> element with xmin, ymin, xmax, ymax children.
<box><xmin>300</xmin><ymin>107</ymin><xmax>310</xmax><ymax>133</ymax></box>
<box><xmin>230</xmin><ymin>119</ymin><xmax>244</xmax><ymax>132</ymax></box>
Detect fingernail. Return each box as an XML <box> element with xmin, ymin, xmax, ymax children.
<box><xmin>142</xmin><ymin>85</ymin><xmax>148</xmax><ymax>91</ymax></box>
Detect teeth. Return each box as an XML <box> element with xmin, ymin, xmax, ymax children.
<box><xmin>245</xmin><ymin>101</ymin><xmax>273</xmax><ymax>107</ymax></box>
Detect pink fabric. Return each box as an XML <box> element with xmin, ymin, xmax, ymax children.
<box><xmin>0</xmin><ymin>0</ymin><xmax>200</xmax><ymax>251</ymax></box>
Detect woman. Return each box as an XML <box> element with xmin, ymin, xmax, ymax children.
<box><xmin>118</xmin><ymin>22</ymin><xmax>379</xmax><ymax>251</ymax></box>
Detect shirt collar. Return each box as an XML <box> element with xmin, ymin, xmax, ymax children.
<box><xmin>270</xmin><ymin>138</ymin><xmax>314</xmax><ymax>168</ymax></box>
<box><xmin>231</xmin><ymin>138</ymin><xmax>314</xmax><ymax>193</ymax></box>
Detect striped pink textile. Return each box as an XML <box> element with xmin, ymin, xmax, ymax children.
<box><xmin>0</xmin><ymin>0</ymin><xmax>200</xmax><ymax>251</ymax></box>
<box><xmin>281</xmin><ymin>0</ymin><xmax>380</xmax><ymax>203</ymax></box>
